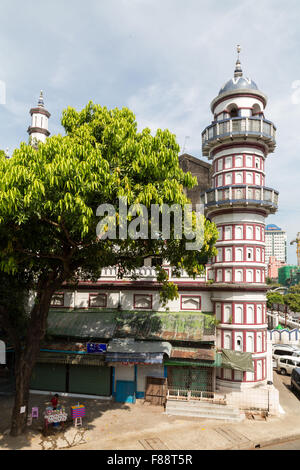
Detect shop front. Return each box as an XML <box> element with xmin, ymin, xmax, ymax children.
<box><xmin>106</xmin><ymin>339</ymin><xmax>171</xmax><ymax>403</ymax></box>
<box><xmin>30</xmin><ymin>352</ymin><xmax>112</xmax><ymax>397</ymax></box>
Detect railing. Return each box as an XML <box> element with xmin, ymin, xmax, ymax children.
<box><xmin>202</xmin><ymin>117</ymin><xmax>276</xmax><ymax>155</ymax></box>
<box><xmin>167</xmin><ymin>388</ymin><xmax>227</xmax><ymax>404</ymax></box>
<box><xmin>201</xmin><ymin>185</ymin><xmax>278</xmax><ymax>212</ymax></box>
<box><xmin>99</xmin><ymin>266</ymin><xmax>206</xmax><ymax>282</ymax></box>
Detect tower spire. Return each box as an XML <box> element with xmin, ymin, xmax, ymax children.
<box><xmin>38</xmin><ymin>90</ymin><xmax>45</xmax><ymax>108</ymax></box>
<box><xmin>234</xmin><ymin>44</ymin><xmax>243</xmax><ymax>79</ymax></box>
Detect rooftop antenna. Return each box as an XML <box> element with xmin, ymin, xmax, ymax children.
<box><xmin>182</xmin><ymin>136</ymin><xmax>190</xmax><ymax>154</ymax></box>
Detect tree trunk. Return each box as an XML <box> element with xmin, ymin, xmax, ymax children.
<box><xmin>9</xmin><ymin>285</ymin><xmax>58</xmax><ymax>436</ymax></box>
<box><xmin>10</xmin><ymin>351</ymin><xmax>32</xmax><ymax>436</ymax></box>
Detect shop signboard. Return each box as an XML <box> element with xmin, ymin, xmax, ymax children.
<box><xmin>86</xmin><ymin>342</ymin><xmax>107</xmax><ymax>354</ymax></box>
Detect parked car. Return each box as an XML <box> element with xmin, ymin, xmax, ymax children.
<box><xmin>277</xmin><ymin>356</ymin><xmax>300</xmax><ymax>375</ymax></box>
<box><xmin>272</xmin><ymin>344</ymin><xmax>300</xmax><ymax>361</ymax></box>
<box><xmin>291</xmin><ymin>368</ymin><xmax>300</xmax><ymax>395</ymax></box>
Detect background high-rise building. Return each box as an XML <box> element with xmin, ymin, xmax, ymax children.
<box><xmin>265</xmin><ymin>224</ymin><xmax>287</xmax><ymax>269</ymax></box>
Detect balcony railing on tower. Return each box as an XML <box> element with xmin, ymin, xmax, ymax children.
<box><xmin>202</xmin><ymin>117</ymin><xmax>276</xmax><ymax>156</ymax></box>
<box><xmin>200</xmin><ymin>185</ymin><xmax>278</xmax><ymax>213</ymax></box>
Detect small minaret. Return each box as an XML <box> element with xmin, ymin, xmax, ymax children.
<box><xmin>27</xmin><ymin>91</ymin><xmax>51</xmax><ymax>144</ymax></box>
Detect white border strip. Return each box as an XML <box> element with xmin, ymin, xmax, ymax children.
<box><xmin>30</xmin><ymin>390</ymin><xmax>113</xmax><ymax>400</ymax></box>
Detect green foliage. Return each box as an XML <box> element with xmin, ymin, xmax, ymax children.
<box><xmin>283</xmin><ymin>293</ymin><xmax>300</xmax><ymax>313</ymax></box>
<box><xmin>266</xmin><ymin>292</ymin><xmax>284</xmax><ymax>309</ymax></box>
<box><xmin>0</xmin><ymin>101</ymin><xmax>218</xmax><ymax>302</ymax></box>
<box><xmin>289</xmin><ymin>283</ymin><xmax>300</xmax><ymax>294</ymax></box>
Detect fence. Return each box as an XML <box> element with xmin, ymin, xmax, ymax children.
<box><xmin>167</xmin><ymin>386</ymin><xmax>280</xmax><ymax>415</ymax></box>
<box><xmin>225</xmin><ymin>386</ymin><xmax>279</xmax><ymax>415</ymax></box>
<box><xmin>167</xmin><ymin>388</ymin><xmax>226</xmax><ymax>404</ymax></box>
<box><xmin>268</xmin><ymin>328</ymin><xmax>300</xmax><ymax>345</ymax></box>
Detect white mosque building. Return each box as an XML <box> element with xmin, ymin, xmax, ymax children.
<box><xmin>21</xmin><ymin>49</ymin><xmax>280</xmax><ymax>415</ymax></box>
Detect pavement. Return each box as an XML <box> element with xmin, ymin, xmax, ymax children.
<box><xmin>1</xmin><ymin>372</ymin><xmax>300</xmax><ymax>450</ymax></box>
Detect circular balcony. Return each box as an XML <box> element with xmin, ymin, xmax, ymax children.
<box><xmin>200</xmin><ymin>185</ymin><xmax>279</xmax><ymax>214</ymax></box>
<box><xmin>202</xmin><ymin>117</ymin><xmax>276</xmax><ymax>157</ymax></box>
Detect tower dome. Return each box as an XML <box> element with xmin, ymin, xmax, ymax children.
<box><xmin>211</xmin><ymin>46</ymin><xmax>267</xmax><ymax>113</ymax></box>
<box><xmin>219</xmin><ymin>76</ymin><xmax>259</xmax><ymax>95</ymax></box>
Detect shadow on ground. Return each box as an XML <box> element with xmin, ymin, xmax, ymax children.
<box><xmin>0</xmin><ymin>393</ymin><xmax>130</xmax><ymax>450</ymax></box>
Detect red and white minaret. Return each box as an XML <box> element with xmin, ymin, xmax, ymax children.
<box><xmin>27</xmin><ymin>91</ymin><xmax>51</xmax><ymax>144</ymax></box>
<box><xmin>202</xmin><ymin>47</ymin><xmax>278</xmax><ymax>390</ymax></box>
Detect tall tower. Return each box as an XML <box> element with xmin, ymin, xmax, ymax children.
<box><xmin>27</xmin><ymin>91</ymin><xmax>51</xmax><ymax>144</ymax></box>
<box><xmin>201</xmin><ymin>47</ymin><xmax>278</xmax><ymax>390</ymax></box>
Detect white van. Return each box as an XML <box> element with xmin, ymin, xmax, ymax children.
<box><xmin>272</xmin><ymin>344</ymin><xmax>300</xmax><ymax>362</ymax></box>
<box><xmin>277</xmin><ymin>355</ymin><xmax>300</xmax><ymax>375</ymax></box>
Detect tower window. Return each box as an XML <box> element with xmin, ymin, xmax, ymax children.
<box><xmin>230</xmin><ymin>107</ymin><xmax>238</xmax><ymax>118</ymax></box>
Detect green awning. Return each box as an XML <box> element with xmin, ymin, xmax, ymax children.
<box><xmin>221</xmin><ymin>349</ymin><xmax>254</xmax><ymax>372</ymax></box>
<box><xmin>164</xmin><ymin>354</ymin><xmax>222</xmax><ymax>368</ymax></box>
<box><xmin>47</xmin><ymin>309</ymin><xmax>216</xmax><ymax>342</ymax></box>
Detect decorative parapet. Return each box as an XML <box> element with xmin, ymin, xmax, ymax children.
<box><xmin>202</xmin><ymin>117</ymin><xmax>276</xmax><ymax>156</ymax></box>
<box><xmin>201</xmin><ymin>185</ymin><xmax>278</xmax><ymax>214</ymax></box>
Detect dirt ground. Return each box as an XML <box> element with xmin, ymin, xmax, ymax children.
<box><xmin>1</xmin><ymin>374</ymin><xmax>300</xmax><ymax>450</ymax></box>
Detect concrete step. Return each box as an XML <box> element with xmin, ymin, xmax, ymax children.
<box><xmin>167</xmin><ymin>400</ymin><xmax>231</xmax><ymax>410</ymax></box>
<box><xmin>166</xmin><ymin>404</ymin><xmax>241</xmax><ymax>417</ymax></box>
<box><xmin>165</xmin><ymin>400</ymin><xmax>244</xmax><ymax>422</ymax></box>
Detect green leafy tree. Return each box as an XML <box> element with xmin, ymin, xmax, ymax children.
<box><xmin>266</xmin><ymin>292</ymin><xmax>284</xmax><ymax>312</ymax></box>
<box><xmin>0</xmin><ymin>102</ymin><xmax>218</xmax><ymax>435</ymax></box>
<box><xmin>283</xmin><ymin>293</ymin><xmax>300</xmax><ymax>314</ymax></box>
<box><xmin>289</xmin><ymin>284</ymin><xmax>300</xmax><ymax>295</ymax></box>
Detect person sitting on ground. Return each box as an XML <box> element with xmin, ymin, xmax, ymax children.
<box><xmin>50</xmin><ymin>393</ymin><xmax>59</xmax><ymax>410</ymax></box>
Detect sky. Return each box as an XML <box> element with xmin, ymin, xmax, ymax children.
<box><xmin>0</xmin><ymin>0</ymin><xmax>299</xmax><ymax>264</ymax></box>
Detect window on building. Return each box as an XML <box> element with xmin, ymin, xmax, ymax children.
<box><xmin>246</xmin><ymin>226</ymin><xmax>253</xmax><ymax>239</ymax></box>
<box><xmin>181</xmin><ymin>295</ymin><xmax>201</xmax><ymax>311</ymax></box>
<box><xmin>225</xmin><ymin>173</ymin><xmax>232</xmax><ymax>185</ymax></box>
<box><xmin>235</xmin><ymin>172</ymin><xmax>243</xmax><ymax>184</ymax></box>
<box><xmin>134</xmin><ymin>294</ymin><xmax>152</xmax><ymax>310</ymax></box>
<box><xmin>224</xmin><ymin>333</ymin><xmax>232</xmax><ymax>350</ymax></box>
<box><xmin>235</xmin><ymin>226</ymin><xmax>243</xmax><ymax>239</ymax></box>
<box><xmin>224</xmin><ymin>304</ymin><xmax>232</xmax><ymax>322</ymax></box>
<box><xmin>225</xmin><ymin>248</ymin><xmax>232</xmax><ymax>262</ymax></box>
<box><xmin>235</xmin><ymin>156</ymin><xmax>243</xmax><ymax>167</ymax></box>
<box><xmin>246</xmin><ymin>304</ymin><xmax>255</xmax><ymax>323</ymax></box>
<box><xmin>50</xmin><ymin>293</ymin><xmax>64</xmax><ymax>307</ymax></box>
<box><xmin>235</xmin><ymin>305</ymin><xmax>243</xmax><ymax>323</ymax></box>
<box><xmin>225</xmin><ymin>157</ymin><xmax>232</xmax><ymax>169</ymax></box>
<box><xmin>224</xmin><ymin>226</ymin><xmax>232</xmax><ymax>240</ymax></box>
<box><xmin>246</xmin><ymin>155</ymin><xmax>252</xmax><ymax>167</ymax></box>
<box><xmin>246</xmin><ymin>172</ymin><xmax>253</xmax><ymax>184</ymax></box>
<box><xmin>89</xmin><ymin>293</ymin><xmax>107</xmax><ymax>308</ymax></box>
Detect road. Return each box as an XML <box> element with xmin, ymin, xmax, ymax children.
<box><xmin>259</xmin><ymin>438</ymin><xmax>300</xmax><ymax>450</ymax></box>
<box><xmin>257</xmin><ymin>370</ymin><xmax>300</xmax><ymax>450</ymax></box>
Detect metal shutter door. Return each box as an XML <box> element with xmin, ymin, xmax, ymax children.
<box><xmin>68</xmin><ymin>365</ymin><xmax>111</xmax><ymax>396</ymax></box>
<box><xmin>30</xmin><ymin>363</ymin><xmax>66</xmax><ymax>392</ymax></box>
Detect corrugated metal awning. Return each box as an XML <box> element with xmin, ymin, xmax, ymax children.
<box><xmin>171</xmin><ymin>348</ymin><xmax>215</xmax><ymax>361</ymax></box>
<box><xmin>37</xmin><ymin>352</ymin><xmax>105</xmax><ymax>366</ymax></box>
<box><xmin>107</xmin><ymin>338</ymin><xmax>172</xmax><ymax>355</ymax></box>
